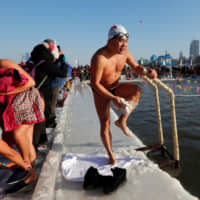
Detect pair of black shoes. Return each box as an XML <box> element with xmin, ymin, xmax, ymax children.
<box><xmin>5</xmin><ymin>168</ymin><xmax>30</xmax><ymax>194</ymax></box>
<box><xmin>83</xmin><ymin>167</ymin><xmax>126</xmax><ymax>194</ymax></box>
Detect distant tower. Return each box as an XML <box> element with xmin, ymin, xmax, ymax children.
<box><xmin>190</xmin><ymin>39</ymin><xmax>199</xmax><ymax>58</ymax></box>
<box><xmin>179</xmin><ymin>51</ymin><xmax>183</xmax><ymax>66</ymax></box>
<box><xmin>179</xmin><ymin>51</ymin><xmax>183</xmax><ymax>60</ymax></box>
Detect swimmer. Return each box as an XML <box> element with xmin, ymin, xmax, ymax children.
<box><xmin>90</xmin><ymin>24</ymin><xmax>157</xmax><ymax>165</ymax></box>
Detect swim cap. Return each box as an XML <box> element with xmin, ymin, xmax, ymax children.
<box><xmin>108</xmin><ymin>25</ymin><xmax>129</xmax><ymax>40</ymax></box>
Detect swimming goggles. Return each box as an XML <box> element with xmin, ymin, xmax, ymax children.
<box><xmin>112</xmin><ymin>33</ymin><xmax>129</xmax><ymax>40</ymax></box>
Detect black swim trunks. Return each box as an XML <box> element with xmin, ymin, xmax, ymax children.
<box><xmin>92</xmin><ymin>87</ymin><xmax>116</xmax><ymax>95</ymax></box>
<box><xmin>109</xmin><ymin>88</ymin><xmax>116</xmax><ymax>95</ymax></box>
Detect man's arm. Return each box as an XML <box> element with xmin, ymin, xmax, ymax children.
<box><xmin>126</xmin><ymin>51</ymin><xmax>146</xmax><ymax>76</ymax></box>
<box><xmin>126</xmin><ymin>50</ymin><xmax>157</xmax><ymax>79</ymax></box>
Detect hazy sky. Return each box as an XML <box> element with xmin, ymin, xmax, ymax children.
<box><xmin>1</xmin><ymin>0</ymin><xmax>200</xmax><ymax>66</ymax></box>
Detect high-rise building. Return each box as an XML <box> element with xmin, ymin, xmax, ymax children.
<box><xmin>179</xmin><ymin>51</ymin><xmax>183</xmax><ymax>59</ymax></box>
<box><xmin>190</xmin><ymin>39</ymin><xmax>199</xmax><ymax>58</ymax></box>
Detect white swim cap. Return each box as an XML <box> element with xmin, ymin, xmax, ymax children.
<box><xmin>108</xmin><ymin>24</ymin><xmax>129</xmax><ymax>40</ymax></box>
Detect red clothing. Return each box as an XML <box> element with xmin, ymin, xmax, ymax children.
<box><xmin>0</xmin><ymin>68</ymin><xmax>45</xmax><ymax>147</ymax></box>
<box><xmin>12</xmin><ymin>88</ymin><xmax>45</xmax><ymax>125</ymax></box>
<box><xmin>2</xmin><ymin>87</ymin><xmax>45</xmax><ymax>147</ymax></box>
<box><xmin>0</xmin><ymin>68</ymin><xmax>28</xmax><ymax>132</ymax></box>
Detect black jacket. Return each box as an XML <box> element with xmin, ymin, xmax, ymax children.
<box><xmin>30</xmin><ymin>44</ymin><xmax>67</xmax><ymax>89</ymax></box>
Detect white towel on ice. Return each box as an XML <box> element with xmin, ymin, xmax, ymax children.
<box><xmin>61</xmin><ymin>153</ymin><xmax>143</xmax><ymax>182</ymax></box>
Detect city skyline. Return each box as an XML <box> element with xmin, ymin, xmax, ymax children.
<box><xmin>190</xmin><ymin>39</ymin><xmax>199</xmax><ymax>58</ymax></box>
<box><xmin>141</xmin><ymin>38</ymin><xmax>200</xmax><ymax>62</ymax></box>
<box><xmin>1</xmin><ymin>0</ymin><xmax>200</xmax><ymax>66</ymax></box>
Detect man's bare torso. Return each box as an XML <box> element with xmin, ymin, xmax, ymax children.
<box><xmin>91</xmin><ymin>46</ymin><xmax>128</xmax><ymax>90</ymax></box>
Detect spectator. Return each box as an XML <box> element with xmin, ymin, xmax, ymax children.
<box><xmin>72</xmin><ymin>67</ymin><xmax>77</xmax><ymax>79</ymax></box>
<box><xmin>49</xmin><ymin>45</ymin><xmax>68</xmax><ymax>126</ymax></box>
<box><xmin>29</xmin><ymin>39</ymin><xmax>67</xmax><ymax>128</ymax></box>
<box><xmin>0</xmin><ymin>59</ymin><xmax>45</xmax><ymax>193</ymax></box>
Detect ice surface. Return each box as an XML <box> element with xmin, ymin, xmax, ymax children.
<box><xmin>54</xmin><ymin>81</ymin><xmax>198</xmax><ymax>200</ymax></box>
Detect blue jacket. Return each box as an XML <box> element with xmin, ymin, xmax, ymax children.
<box><xmin>50</xmin><ymin>55</ymin><xmax>71</xmax><ymax>88</ymax></box>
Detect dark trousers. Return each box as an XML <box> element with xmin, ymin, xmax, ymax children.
<box><xmin>49</xmin><ymin>87</ymin><xmax>60</xmax><ymax>119</ymax></box>
<box><xmin>40</xmin><ymin>86</ymin><xmax>53</xmax><ymax>122</ymax></box>
<box><xmin>33</xmin><ymin>121</ymin><xmax>47</xmax><ymax>149</ymax></box>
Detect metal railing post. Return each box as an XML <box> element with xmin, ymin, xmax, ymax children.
<box><xmin>142</xmin><ymin>76</ymin><xmax>164</xmax><ymax>145</ymax></box>
<box><xmin>140</xmin><ymin>72</ymin><xmax>180</xmax><ymax>163</ymax></box>
<box><xmin>153</xmin><ymin>79</ymin><xmax>180</xmax><ymax>162</ymax></box>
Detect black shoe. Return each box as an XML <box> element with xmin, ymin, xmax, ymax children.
<box><xmin>5</xmin><ymin>180</ymin><xmax>28</xmax><ymax>194</ymax></box>
<box><xmin>6</xmin><ymin>168</ymin><xmax>29</xmax><ymax>184</ymax></box>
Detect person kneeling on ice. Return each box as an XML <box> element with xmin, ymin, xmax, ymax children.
<box><xmin>90</xmin><ymin>24</ymin><xmax>157</xmax><ymax>165</ymax></box>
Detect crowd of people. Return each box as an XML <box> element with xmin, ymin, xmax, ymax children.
<box><xmin>0</xmin><ymin>39</ymin><xmax>70</xmax><ymax>193</ymax></box>
<box><xmin>71</xmin><ymin>65</ymin><xmax>91</xmax><ymax>81</ymax></box>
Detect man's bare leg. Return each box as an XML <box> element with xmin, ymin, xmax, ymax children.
<box><xmin>115</xmin><ymin>114</ymin><xmax>132</xmax><ymax>137</ymax></box>
<box><xmin>93</xmin><ymin>91</ymin><xmax>116</xmax><ymax>165</ymax></box>
<box><xmin>114</xmin><ymin>84</ymin><xmax>141</xmax><ymax>136</ymax></box>
<box><xmin>107</xmin><ymin>130</ymin><xmax>114</xmax><ymax>164</ymax></box>
<box><xmin>100</xmin><ymin>125</ymin><xmax>116</xmax><ymax>165</ymax></box>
